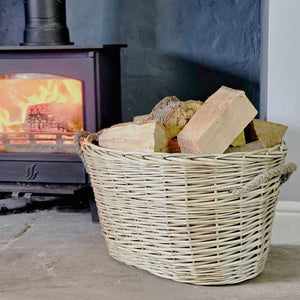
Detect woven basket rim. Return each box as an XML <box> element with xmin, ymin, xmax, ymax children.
<box><xmin>82</xmin><ymin>137</ymin><xmax>287</xmax><ymax>159</ymax></box>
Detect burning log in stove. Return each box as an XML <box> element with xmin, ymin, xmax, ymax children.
<box><xmin>23</xmin><ymin>101</ymin><xmax>82</xmax><ymax>132</ymax></box>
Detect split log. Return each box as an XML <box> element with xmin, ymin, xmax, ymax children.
<box><xmin>147</xmin><ymin>96</ymin><xmax>181</xmax><ymax>124</ymax></box>
<box><xmin>164</xmin><ymin>100</ymin><xmax>203</xmax><ymax>138</ymax></box>
<box><xmin>98</xmin><ymin>121</ymin><xmax>170</xmax><ymax>152</ymax></box>
<box><xmin>177</xmin><ymin>86</ymin><xmax>258</xmax><ymax>154</ymax></box>
<box><xmin>246</xmin><ymin>119</ymin><xmax>288</xmax><ymax>148</ymax></box>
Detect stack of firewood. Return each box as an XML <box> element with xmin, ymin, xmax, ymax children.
<box><xmin>23</xmin><ymin>101</ymin><xmax>82</xmax><ymax>132</ymax></box>
<box><xmin>98</xmin><ymin>86</ymin><xmax>288</xmax><ymax>154</ymax></box>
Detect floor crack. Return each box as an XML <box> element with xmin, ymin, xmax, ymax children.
<box><xmin>0</xmin><ymin>223</ymin><xmax>33</xmax><ymax>253</ymax></box>
<box><xmin>14</xmin><ymin>223</ymin><xmax>32</xmax><ymax>238</ymax></box>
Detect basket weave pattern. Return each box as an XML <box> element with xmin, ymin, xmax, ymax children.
<box><xmin>81</xmin><ymin>140</ymin><xmax>287</xmax><ymax>285</ymax></box>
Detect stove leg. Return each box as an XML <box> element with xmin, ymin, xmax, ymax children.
<box><xmin>88</xmin><ymin>193</ymin><xmax>99</xmax><ymax>223</ymax></box>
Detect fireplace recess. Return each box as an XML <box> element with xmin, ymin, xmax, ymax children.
<box><xmin>0</xmin><ymin>44</ymin><xmax>125</xmax><ymax>196</ymax></box>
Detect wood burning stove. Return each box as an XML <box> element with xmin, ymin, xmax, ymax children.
<box><xmin>0</xmin><ymin>44</ymin><xmax>125</xmax><ymax>197</ymax></box>
<box><xmin>0</xmin><ymin>0</ymin><xmax>126</xmax><ymax>220</ymax></box>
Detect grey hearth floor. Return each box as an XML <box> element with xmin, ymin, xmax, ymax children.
<box><xmin>0</xmin><ymin>209</ymin><xmax>299</xmax><ymax>300</ymax></box>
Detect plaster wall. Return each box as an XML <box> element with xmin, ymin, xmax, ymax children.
<box><xmin>266</xmin><ymin>0</ymin><xmax>300</xmax><ymax>202</ymax></box>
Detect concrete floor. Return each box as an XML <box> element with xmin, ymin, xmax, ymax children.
<box><xmin>0</xmin><ymin>208</ymin><xmax>299</xmax><ymax>300</ymax></box>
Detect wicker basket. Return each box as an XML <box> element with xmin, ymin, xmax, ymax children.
<box><xmin>76</xmin><ymin>131</ymin><xmax>296</xmax><ymax>285</ymax></box>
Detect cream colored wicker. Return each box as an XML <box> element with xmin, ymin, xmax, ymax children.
<box><xmin>76</xmin><ymin>132</ymin><xmax>296</xmax><ymax>285</ymax></box>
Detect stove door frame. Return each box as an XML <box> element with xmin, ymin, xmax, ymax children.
<box><xmin>0</xmin><ymin>45</ymin><xmax>124</xmax><ymax>186</ymax></box>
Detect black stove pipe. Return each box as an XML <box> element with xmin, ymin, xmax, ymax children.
<box><xmin>21</xmin><ymin>0</ymin><xmax>73</xmax><ymax>46</ymax></box>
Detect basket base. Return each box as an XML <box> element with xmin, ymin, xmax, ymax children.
<box><xmin>107</xmin><ymin>248</ymin><xmax>268</xmax><ymax>286</ymax></box>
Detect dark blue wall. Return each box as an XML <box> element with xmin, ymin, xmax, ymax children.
<box><xmin>0</xmin><ymin>0</ymin><xmax>261</xmax><ymax>121</ymax></box>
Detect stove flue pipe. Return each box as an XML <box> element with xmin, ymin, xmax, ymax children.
<box><xmin>21</xmin><ymin>0</ymin><xmax>73</xmax><ymax>46</ymax></box>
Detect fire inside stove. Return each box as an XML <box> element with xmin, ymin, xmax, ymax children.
<box><xmin>0</xmin><ymin>73</ymin><xmax>83</xmax><ymax>153</ymax></box>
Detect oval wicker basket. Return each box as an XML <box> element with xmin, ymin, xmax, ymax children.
<box><xmin>77</xmin><ymin>132</ymin><xmax>296</xmax><ymax>285</ymax></box>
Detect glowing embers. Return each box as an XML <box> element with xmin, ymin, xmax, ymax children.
<box><xmin>0</xmin><ymin>73</ymin><xmax>83</xmax><ymax>153</ymax></box>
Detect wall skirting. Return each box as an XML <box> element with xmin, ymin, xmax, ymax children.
<box><xmin>272</xmin><ymin>200</ymin><xmax>300</xmax><ymax>245</ymax></box>
<box><xmin>276</xmin><ymin>201</ymin><xmax>300</xmax><ymax>213</ymax></box>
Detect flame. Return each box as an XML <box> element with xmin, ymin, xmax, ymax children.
<box><xmin>0</xmin><ymin>74</ymin><xmax>83</xmax><ymax>133</ymax></box>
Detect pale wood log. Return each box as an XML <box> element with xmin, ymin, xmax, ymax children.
<box><xmin>177</xmin><ymin>86</ymin><xmax>258</xmax><ymax>154</ymax></box>
<box><xmin>98</xmin><ymin>121</ymin><xmax>169</xmax><ymax>152</ymax></box>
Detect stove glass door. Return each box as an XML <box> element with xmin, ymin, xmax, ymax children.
<box><xmin>0</xmin><ymin>73</ymin><xmax>83</xmax><ymax>153</ymax></box>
